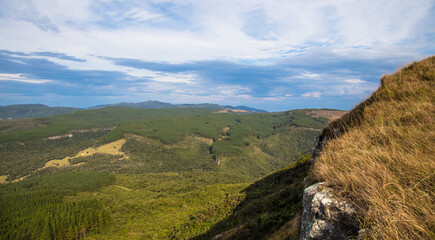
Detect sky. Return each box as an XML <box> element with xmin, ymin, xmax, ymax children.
<box><xmin>0</xmin><ymin>0</ymin><xmax>434</xmax><ymax>111</ymax></box>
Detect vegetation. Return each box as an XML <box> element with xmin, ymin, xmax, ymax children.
<box><xmin>0</xmin><ymin>108</ymin><xmax>326</xmax><ymax>180</ymax></box>
<box><xmin>0</xmin><ymin>171</ymin><xmax>114</xmax><ymax>239</ymax></box>
<box><xmin>73</xmin><ymin>172</ymin><xmax>248</xmax><ymax>239</ymax></box>
<box><xmin>0</xmin><ymin>106</ymin><xmax>340</xmax><ymax>239</ymax></box>
<box><xmin>190</xmin><ymin>154</ymin><xmax>312</xmax><ymax>240</ymax></box>
<box><xmin>0</xmin><ymin>107</ymin><xmax>217</xmax><ymax>142</ymax></box>
<box><xmin>0</xmin><ymin>130</ymin><xmax>110</xmax><ymax>179</ymax></box>
<box><xmin>311</xmin><ymin>56</ymin><xmax>435</xmax><ymax>239</ymax></box>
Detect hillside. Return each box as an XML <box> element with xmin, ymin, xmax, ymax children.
<box><xmin>0</xmin><ymin>104</ymin><xmax>80</xmax><ymax>119</ymax></box>
<box><xmin>0</xmin><ymin>107</ymin><xmax>343</xmax><ymax>239</ymax></box>
<box><xmin>308</xmin><ymin>56</ymin><xmax>434</xmax><ymax>239</ymax></box>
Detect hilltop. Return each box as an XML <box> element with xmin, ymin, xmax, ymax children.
<box><xmin>304</xmin><ymin>56</ymin><xmax>434</xmax><ymax>239</ymax></box>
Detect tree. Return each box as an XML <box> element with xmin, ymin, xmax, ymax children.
<box><xmin>66</xmin><ymin>225</ymin><xmax>75</xmax><ymax>240</ymax></box>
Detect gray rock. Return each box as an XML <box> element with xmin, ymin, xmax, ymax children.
<box><xmin>212</xmin><ymin>234</ymin><xmax>224</xmax><ymax>240</ymax></box>
<box><xmin>300</xmin><ymin>183</ymin><xmax>359</xmax><ymax>240</ymax></box>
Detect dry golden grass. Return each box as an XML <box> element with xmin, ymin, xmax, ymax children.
<box><xmin>311</xmin><ymin>56</ymin><xmax>435</xmax><ymax>239</ymax></box>
<box><xmin>42</xmin><ymin>156</ymin><xmax>71</xmax><ymax>169</ymax></box>
<box><xmin>77</xmin><ymin>139</ymin><xmax>128</xmax><ymax>158</ymax></box>
<box><xmin>0</xmin><ymin>175</ymin><xmax>8</xmax><ymax>184</ymax></box>
<box><xmin>41</xmin><ymin>139</ymin><xmax>129</xmax><ymax>170</ymax></box>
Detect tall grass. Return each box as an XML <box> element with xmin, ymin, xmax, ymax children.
<box><xmin>312</xmin><ymin>56</ymin><xmax>434</xmax><ymax>239</ymax></box>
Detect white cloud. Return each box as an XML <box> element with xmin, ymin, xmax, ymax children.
<box><xmin>0</xmin><ymin>73</ymin><xmax>52</xmax><ymax>84</ymax></box>
<box><xmin>150</xmin><ymin>73</ymin><xmax>198</xmax><ymax>84</ymax></box>
<box><xmin>0</xmin><ymin>0</ymin><xmax>432</xmax><ymax>63</ymax></box>
<box><xmin>302</xmin><ymin>91</ymin><xmax>322</xmax><ymax>98</ymax></box>
<box><xmin>294</xmin><ymin>71</ymin><xmax>321</xmax><ymax>79</ymax></box>
<box><xmin>124</xmin><ymin>8</ymin><xmax>163</xmax><ymax>22</ymax></box>
<box><xmin>344</xmin><ymin>79</ymin><xmax>366</xmax><ymax>84</ymax></box>
<box><xmin>332</xmin><ymin>81</ymin><xmax>378</xmax><ymax>96</ymax></box>
<box><xmin>216</xmin><ymin>85</ymin><xmax>251</xmax><ymax>96</ymax></box>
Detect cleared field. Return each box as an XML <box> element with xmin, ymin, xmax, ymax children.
<box><xmin>77</xmin><ymin>139</ymin><xmax>128</xmax><ymax>158</ymax></box>
<box><xmin>41</xmin><ymin>139</ymin><xmax>129</xmax><ymax>170</ymax></box>
<box><xmin>0</xmin><ymin>175</ymin><xmax>8</xmax><ymax>184</ymax></box>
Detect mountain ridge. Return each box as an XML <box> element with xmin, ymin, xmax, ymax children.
<box><xmin>0</xmin><ymin>101</ymin><xmax>268</xmax><ymax>119</ymax></box>
<box><xmin>88</xmin><ymin>100</ymin><xmax>268</xmax><ymax>112</ymax></box>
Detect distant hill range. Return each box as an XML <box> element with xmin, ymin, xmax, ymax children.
<box><xmin>0</xmin><ymin>104</ymin><xmax>80</xmax><ymax>119</ymax></box>
<box><xmin>90</xmin><ymin>100</ymin><xmax>267</xmax><ymax>112</ymax></box>
<box><xmin>0</xmin><ymin>101</ymin><xmax>266</xmax><ymax>119</ymax></box>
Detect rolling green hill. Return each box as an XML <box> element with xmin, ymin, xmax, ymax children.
<box><xmin>0</xmin><ymin>106</ymin><xmax>344</xmax><ymax>239</ymax></box>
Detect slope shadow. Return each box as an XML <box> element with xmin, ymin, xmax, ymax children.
<box><xmin>190</xmin><ymin>160</ymin><xmax>308</xmax><ymax>240</ymax></box>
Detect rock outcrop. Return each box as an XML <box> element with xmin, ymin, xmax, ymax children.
<box><xmin>300</xmin><ymin>134</ymin><xmax>360</xmax><ymax>240</ymax></box>
<box><xmin>300</xmin><ymin>182</ymin><xmax>359</xmax><ymax>240</ymax></box>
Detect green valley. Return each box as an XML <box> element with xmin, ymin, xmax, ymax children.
<box><xmin>0</xmin><ymin>107</ymin><xmax>342</xmax><ymax>239</ymax></box>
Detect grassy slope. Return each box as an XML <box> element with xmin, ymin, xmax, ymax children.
<box><xmin>311</xmin><ymin>56</ymin><xmax>434</xmax><ymax>239</ymax></box>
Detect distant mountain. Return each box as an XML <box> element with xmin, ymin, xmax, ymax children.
<box><xmin>90</xmin><ymin>100</ymin><xmax>267</xmax><ymax>112</ymax></box>
<box><xmin>0</xmin><ymin>101</ymin><xmax>266</xmax><ymax>120</ymax></box>
<box><xmin>0</xmin><ymin>104</ymin><xmax>80</xmax><ymax>119</ymax></box>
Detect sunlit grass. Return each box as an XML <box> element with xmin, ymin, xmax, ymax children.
<box><xmin>312</xmin><ymin>56</ymin><xmax>435</xmax><ymax>239</ymax></box>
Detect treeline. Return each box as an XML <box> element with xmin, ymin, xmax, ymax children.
<box><xmin>0</xmin><ymin>171</ymin><xmax>114</xmax><ymax>239</ymax></box>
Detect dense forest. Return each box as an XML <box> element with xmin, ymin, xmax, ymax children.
<box><xmin>0</xmin><ymin>171</ymin><xmax>114</xmax><ymax>239</ymax></box>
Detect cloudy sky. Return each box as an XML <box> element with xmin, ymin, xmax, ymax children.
<box><xmin>0</xmin><ymin>0</ymin><xmax>434</xmax><ymax>111</ymax></box>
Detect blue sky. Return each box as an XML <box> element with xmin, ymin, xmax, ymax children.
<box><xmin>0</xmin><ymin>0</ymin><xmax>434</xmax><ymax>111</ymax></box>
